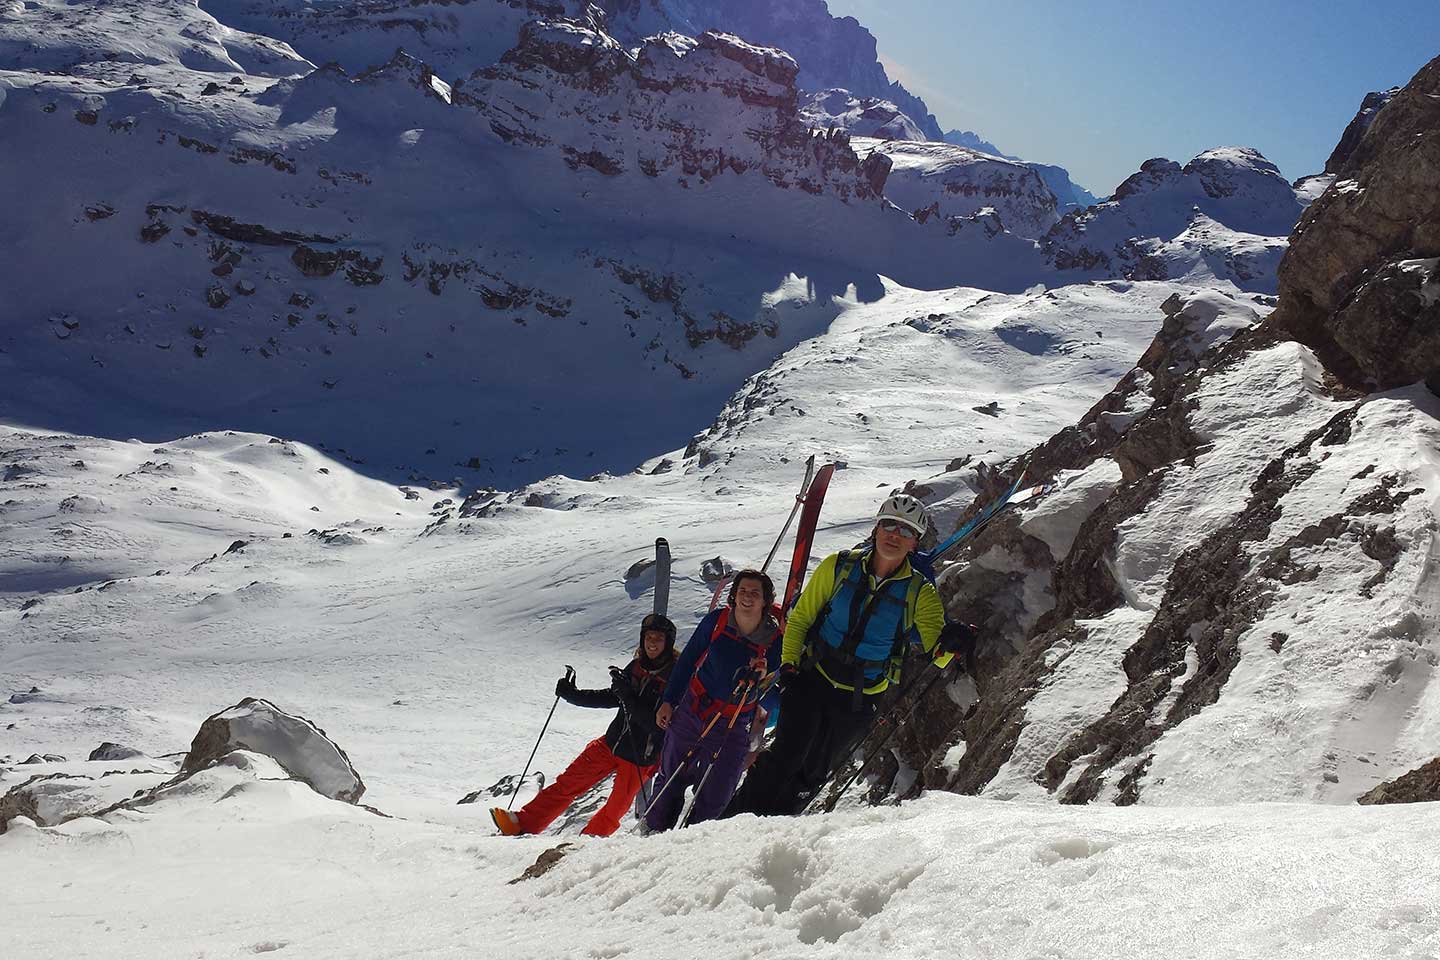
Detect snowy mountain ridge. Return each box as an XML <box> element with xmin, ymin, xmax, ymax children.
<box><xmin>1043</xmin><ymin>147</ymin><xmax>1312</xmax><ymax>293</ymax></box>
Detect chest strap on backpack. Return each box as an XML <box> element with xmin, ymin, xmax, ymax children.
<box><xmin>688</xmin><ymin>608</ymin><xmax>772</xmax><ymax>720</ymax></box>
<box><xmin>807</xmin><ymin>551</ymin><xmax>924</xmax><ymax>710</ymax></box>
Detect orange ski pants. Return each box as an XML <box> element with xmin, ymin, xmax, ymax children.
<box><xmin>516</xmin><ymin>737</ymin><xmax>656</xmax><ymax>837</ymax></box>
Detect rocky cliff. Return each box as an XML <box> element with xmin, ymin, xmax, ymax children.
<box><xmin>599</xmin><ymin>0</ymin><xmax>945</xmax><ymax>140</ymax></box>
<box><xmin>833</xmin><ymin>55</ymin><xmax>1440</xmax><ymax>810</ymax></box>
<box><xmin>457</xmin><ymin>25</ymin><xmax>891</xmax><ymax>203</ymax></box>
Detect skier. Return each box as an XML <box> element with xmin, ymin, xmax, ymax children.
<box><xmin>491</xmin><ymin>614</ymin><xmax>677</xmax><ymax>838</ymax></box>
<box><xmin>726</xmin><ymin>493</ymin><xmax>965</xmax><ymax>817</ymax></box>
<box><xmin>645</xmin><ymin>570</ymin><xmax>782</xmax><ymax>832</ymax></box>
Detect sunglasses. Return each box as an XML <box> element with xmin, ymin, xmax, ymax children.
<box><xmin>877</xmin><ymin>519</ymin><xmax>919</xmax><ymax>538</ymax></box>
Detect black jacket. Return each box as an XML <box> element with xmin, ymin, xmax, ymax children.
<box><xmin>560</xmin><ymin>655</ymin><xmax>675</xmax><ymax>766</ymax></box>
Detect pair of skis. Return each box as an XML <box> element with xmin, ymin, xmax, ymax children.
<box><xmin>707</xmin><ymin>454</ymin><xmax>837</xmax><ymax>615</ymax></box>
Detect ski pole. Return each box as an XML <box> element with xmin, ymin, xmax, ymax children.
<box><xmin>679</xmin><ymin>675</ymin><xmax>763</xmax><ymax>828</ymax></box>
<box><xmin>507</xmin><ymin>664</ymin><xmax>575</xmax><ymax>810</ymax></box>
<box><xmin>643</xmin><ymin>677</ymin><xmax>751</xmax><ymax>818</ymax></box>
<box><xmin>818</xmin><ymin>661</ymin><xmax>953</xmax><ymax>814</ymax></box>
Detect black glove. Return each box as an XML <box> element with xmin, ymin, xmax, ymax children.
<box><xmin>555</xmin><ymin>673</ymin><xmax>578</xmax><ymax>700</ymax></box>
<box><xmin>937</xmin><ymin>622</ymin><xmax>978</xmax><ymax>669</ymax></box>
<box><xmin>609</xmin><ymin>666</ymin><xmax>636</xmax><ymax>705</ymax></box>
<box><xmin>771</xmin><ymin>662</ymin><xmax>800</xmax><ymax>694</ymax></box>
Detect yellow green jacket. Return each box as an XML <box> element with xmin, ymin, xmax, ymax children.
<box><xmin>781</xmin><ymin>549</ymin><xmax>949</xmax><ymax>693</ymax></box>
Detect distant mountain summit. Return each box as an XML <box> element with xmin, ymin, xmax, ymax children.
<box><xmin>942</xmin><ymin>129</ymin><xmax>1013</xmax><ymax>158</ymax></box>
<box><xmin>1044</xmin><ymin>147</ymin><xmax>1305</xmax><ymax>291</ymax></box>
<box><xmin>800</xmin><ymin>89</ymin><xmax>926</xmax><ymax>141</ymax></box>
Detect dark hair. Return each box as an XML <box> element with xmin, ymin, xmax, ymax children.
<box><xmin>727</xmin><ymin>569</ymin><xmax>775</xmax><ymax>609</ymax></box>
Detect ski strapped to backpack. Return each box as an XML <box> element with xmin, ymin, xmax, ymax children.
<box><xmin>919</xmin><ymin>467</ymin><xmax>1052</xmax><ymax>569</ymax></box>
<box><xmin>781</xmin><ymin>460</ymin><xmax>836</xmax><ymax>613</ymax></box>
<box><xmin>652</xmin><ymin>537</ymin><xmax>671</xmax><ymax>618</ymax></box>
<box><xmin>708</xmin><ymin>456</ymin><xmax>818</xmax><ymax>613</ymax></box>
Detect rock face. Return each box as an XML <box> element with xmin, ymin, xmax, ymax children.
<box><xmin>885</xmin><ymin>290</ymin><xmax>1437</xmax><ymax>807</ymax></box>
<box><xmin>1044</xmin><ymin>147</ymin><xmax>1304</xmax><ymax>291</ymax></box>
<box><xmin>458</xmin><ymin>24</ymin><xmax>891</xmax><ymax>204</ymax></box>
<box><xmin>850</xmin><ymin>55</ymin><xmax>1440</xmax><ymax>809</ymax></box>
<box><xmin>1270</xmin><ymin>56</ymin><xmax>1440</xmax><ymax>391</ymax></box>
<box><xmin>183</xmin><ymin>697</ymin><xmax>365</xmax><ymax>803</ymax></box>
<box><xmin>1357</xmin><ymin>757</ymin><xmax>1440</xmax><ymax>804</ymax></box>
<box><xmin>600</xmin><ymin>0</ymin><xmax>945</xmax><ymax>139</ymax></box>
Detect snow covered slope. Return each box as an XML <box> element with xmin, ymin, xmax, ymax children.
<box><xmin>198</xmin><ymin>0</ymin><xmax>588</xmax><ymax>78</ymax></box>
<box><xmin>5</xmin><ymin>784</ymin><xmax>1437</xmax><ymax>959</ymax></box>
<box><xmin>0</xmin><ymin>1</ymin><xmax>1046</xmax><ymax>492</ymax></box>
<box><xmin>1</xmin><ymin>279</ymin><xmax>1189</xmax><ymax>805</ymax></box>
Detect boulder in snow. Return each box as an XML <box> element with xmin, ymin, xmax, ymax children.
<box><xmin>88</xmin><ymin>742</ymin><xmax>143</xmax><ymax>761</ymax></box>
<box><xmin>182</xmin><ymin>698</ymin><xmax>365</xmax><ymax>803</ymax></box>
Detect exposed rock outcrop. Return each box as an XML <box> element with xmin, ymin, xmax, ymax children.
<box><xmin>182</xmin><ymin>697</ymin><xmax>366</xmax><ymax>803</ymax></box>
<box><xmin>1270</xmin><ymin>56</ymin><xmax>1440</xmax><ymax>391</ymax></box>
<box><xmin>457</xmin><ymin>23</ymin><xmax>892</xmax><ymax>204</ymax></box>
<box><xmin>857</xmin><ymin>55</ymin><xmax>1440</xmax><ymax>808</ymax></box>
<box><xmin>600</xmin><ymin>0</ymin><xmax>946</xmax><ymax>140</ymax></box>
<box><xmin>1325</xmin><ymin>87</ymin><xmax>1400</xmax><ymax>174</ymax></box>
<box><xmin>1357</xmin><ymin>757</ymin><xmax>1440</xmax><ymax>804</ymax></box>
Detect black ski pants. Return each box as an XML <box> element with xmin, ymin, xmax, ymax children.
<box><xmin>725</xmin><ymin>666</ymin><xmax>877</xmax><ymax>817</ymax></box>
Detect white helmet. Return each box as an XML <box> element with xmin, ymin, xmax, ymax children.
<box><xmin>876</xmin><ymin>493</ymin><xmax>929</xmax><ymax>537</ymax></box>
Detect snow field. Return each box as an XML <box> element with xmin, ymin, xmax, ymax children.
<box><xmin>4</xmin><ymin>787</ymin><xmax>1438</xmax><ymax>959</ymax></box>
<box><xmin>2</xmin><ymin>278</ymin><xmax>1185</xmax><ymax>808</ymax></box>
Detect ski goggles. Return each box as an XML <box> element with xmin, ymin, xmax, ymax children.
<box><xmin>877</xmin><ymin>519</ymin><xmax>921</xmax><ymax>538</ymax></box>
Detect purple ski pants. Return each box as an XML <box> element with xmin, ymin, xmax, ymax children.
<box><xmin>644</xmin><ymin>693</ymin><xmax>752</xmax><ymax>832</ymax></box>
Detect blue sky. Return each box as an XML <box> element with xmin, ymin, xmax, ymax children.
<box><xmin>824</xmin><ymin>0</ymin><xmax>1439</xmax><ymax>194</ymax></box>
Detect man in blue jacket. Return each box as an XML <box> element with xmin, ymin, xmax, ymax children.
<box><xmin>645</xmin><ymin>569</ymin><xmax>781</xmax><ymax>832</ymax></box>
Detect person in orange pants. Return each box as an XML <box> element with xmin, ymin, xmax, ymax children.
<box><xmin>492</xmin><ymin>614</ymin><xmax>677</xmax><ymax>838</ymax></box>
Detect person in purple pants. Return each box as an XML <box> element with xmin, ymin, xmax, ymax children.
<box><xmin>645</xmin><ymin>570</ymin><xmax>781</xmax><ymax>832</ymax></box>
